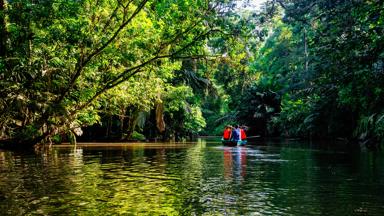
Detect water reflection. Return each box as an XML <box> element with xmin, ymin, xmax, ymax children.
<box><xmin>223</xmin><ymin>147</ymin><xmax>247</xmax><ymax>181</ymax></box>
<box><xmin>1</xmin><ymin>141</ymin><xmax>384</xmax><ymax>215</ymax></box>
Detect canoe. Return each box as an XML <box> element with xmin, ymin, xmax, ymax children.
<box><xmin>221</xmin><ymin>139</ymin><xmax>247</xmax><ymax>146</ymax></box>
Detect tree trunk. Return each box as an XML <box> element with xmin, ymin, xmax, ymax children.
<box><xmin>0</xmin><ymin>0</ymin><xmax>7</xmax><ymax>58</ymax></box>
<box><xmin>303</xmin><ymin>27</ymin><xmax>309</xmax><ymax>74</ymax></box>
<box><xmin>119</xmin><ymin>112</ymin><xmax>125</xmax><ymax>139</ymax></box>
<box><xmin>155</xmin><ymin>103</ymin><xmax>165</xmax><ymax>133</ymax></box>
<box><xmin>106</xmin><ymin>115</ymin><xmax>112</xmax><ymax>138</ymax></box>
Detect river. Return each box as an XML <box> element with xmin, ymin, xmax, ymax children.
<box><xmin>1</xmin><ymin>139</ymin><xmax>384</xmax><ymax>215</ymax></box>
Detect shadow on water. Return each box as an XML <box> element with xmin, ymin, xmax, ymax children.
<box><xmin>1</xmin><ymin>139</ymin><xmax>384</xmax><ymax>215</ymax></box>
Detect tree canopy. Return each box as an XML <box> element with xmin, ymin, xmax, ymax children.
<box><xmin>1</xmin><ymin>0</ymin><xmax>383</xmax><ymax>148</ymax></box>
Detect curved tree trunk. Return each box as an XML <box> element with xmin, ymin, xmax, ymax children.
<box><xmin>155</xmin><ymin>102</ymin><xmax>165</xmax><ymax>133</ymax></box>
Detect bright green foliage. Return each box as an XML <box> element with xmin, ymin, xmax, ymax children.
<box><xmin>130</xmin><ymin>131</ymin><xmax>146</xmax><ymax>141</ymax></box>
<box><xmin>2</xmin><ymin>0</ymin><xmax>384</xmax><ymax>147</ymax></box>
<box><xmin>0</xmin><ymin>0</ymin><xmax>238</xmax><ymax>146</ymax></box>
<box><xmin>162</xmin><ymin>85</ymin><xmax>206</xmax><ymax>140</ymax></box>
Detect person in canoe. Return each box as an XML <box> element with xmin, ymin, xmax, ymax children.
<box><xmin>231</xmin><ymin>125</ymin><xmax>241</xmax><ymax>142</ymax></box>
<box><xmin>240</xmin><ymin>126</ymin><xmax>247</xmax><ymax>141</ymax></box>
<box><xmin>226</xmin><ymin>125</ymin><xmax>247</xmax><ymax>146</ymax></box>
<box><xmin>222</xmin><ymin>125</ymin><xmax>247</xmax><ymax>146</ymax></box>
<box><xmin>222</xmin><ymin>125</ymin><xmax>232</xmax><ymax>141</ymax></box>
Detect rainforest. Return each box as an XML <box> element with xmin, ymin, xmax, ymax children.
<box><xmin>1</xmin><ymin>0</ymin><xmax>384</xmax><ymax>149</ymax></box>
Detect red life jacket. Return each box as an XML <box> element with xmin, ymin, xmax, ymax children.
<box><xmin>223</xmin><ymin>129</ymin><xmax>231</xmax><ymax>140</ymax></box>
<box><xmin>240</xmin><ymin>129</ymin><xmax>247</xmax><ymax>140</ymax></box>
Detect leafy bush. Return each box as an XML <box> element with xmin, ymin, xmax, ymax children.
<box><xmin>355</xmin><ymin>113</ymin><xmax>384</xmax><ymax>144</ymax></box>
<box><xmin>51</xmin><ymin>134</ymin><xmax>62</xmax><ymax>144</ymax></box>
<box><xmin>269</xmin><ymin>98</ymin><xmax>312</xmax><ymax>137</ymax></box>
<box><xmin>131</xmin><ymin>131</ymin><xmax>146</xmax><ymax>141</ymax></box>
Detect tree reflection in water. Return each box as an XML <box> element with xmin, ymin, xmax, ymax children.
<box><xmin>1</xmin><ymin>141</ymin><xmax>384</xmax><ymax>215</ymax></box>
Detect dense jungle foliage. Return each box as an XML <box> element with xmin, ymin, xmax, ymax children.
<box><xmin>0</xmin><ymin>0</ymin><xmax>383</xmax><ymax>148</ymax></box>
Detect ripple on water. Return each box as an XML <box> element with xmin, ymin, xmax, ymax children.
<box><xmin>1</xmin><ymin>142</ymin><xmax>384</xmax><ymax>215</ymax></box>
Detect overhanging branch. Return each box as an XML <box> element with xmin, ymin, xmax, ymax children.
<box><xmin>56</xmin><ymin>0</ymin><xmax>149</xmax><ymax>104</ymax></box>
<box><xmin>69</xmin><ymin>28</ymin><xmax>219</xmax><ymax>116</ymax></box>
